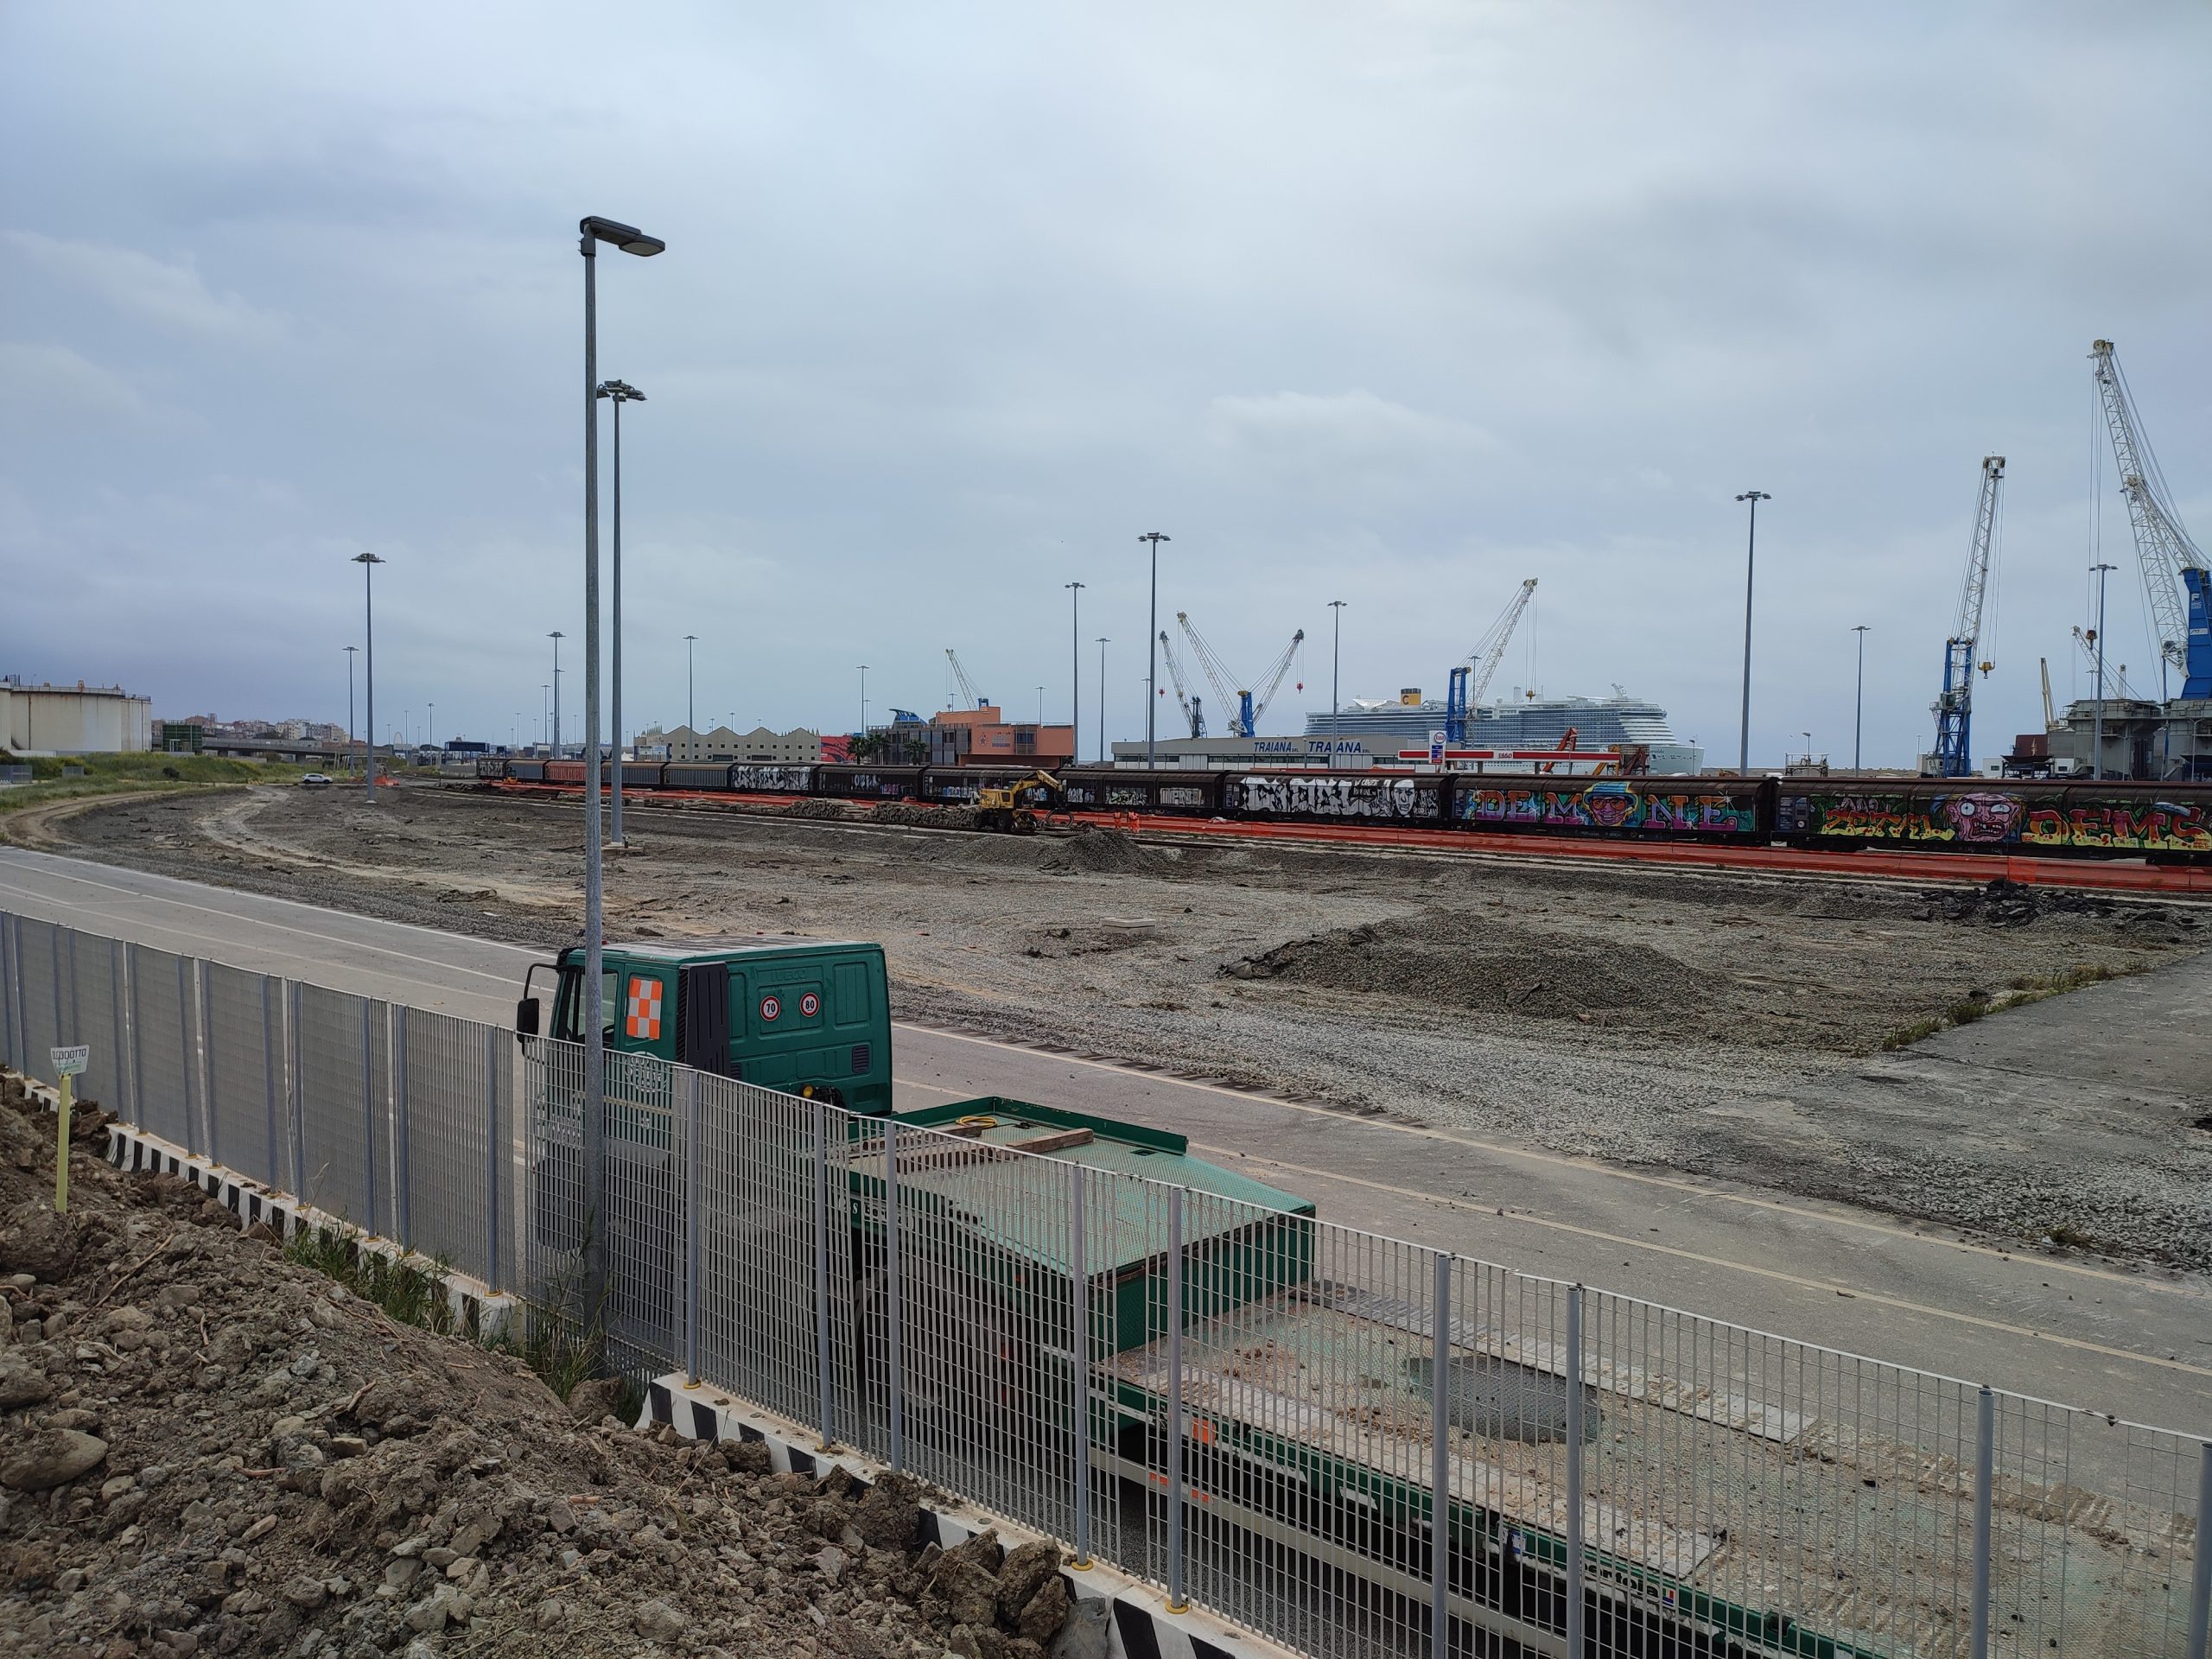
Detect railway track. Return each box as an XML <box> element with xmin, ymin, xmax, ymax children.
<box><xmin>470</xmin><ymin>779</ymin><xmax>2212</xmax><ymax>897</ymax></box>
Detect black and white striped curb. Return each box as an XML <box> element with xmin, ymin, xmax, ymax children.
<box><xmin>645</xmin><ymin>1373</ymin><xmax>1286</xmax><ymax>1659</ymax></box>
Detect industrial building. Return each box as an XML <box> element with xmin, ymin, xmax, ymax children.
<box><xmin>0</xmin><ymin>677</ymin><xmax>153</xmax><ymax>754</ymax></box>
<box><xmin>640</xmin><ymin>724</ymin><xmax>823</xmax><ymax>764</ymax></box>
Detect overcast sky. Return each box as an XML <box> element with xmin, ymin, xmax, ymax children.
<box><xmin>4</xmin><ymin>3</ymin><xmax>2209</xmax><ymax>765</ymax></box>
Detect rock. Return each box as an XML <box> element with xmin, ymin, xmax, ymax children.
<box><xmin>995</xmin><ymin>1541</ymin><xmax>1062</xmax><ymax>1627</ymax></box>
<box><xmin>1016</xmin><ymin>1575</ymin><xmax>1071</xmax><ymax>1643</ymax></box>
<box><xmin>0</xmin><ymin>1209</ymin><xmax>82</xmax><ymax>1281</ymax></box>
<box><xmin>816</xmin><ymin>1544</ymin><xmax>848</xmax><ymax>1583</ymax></box>
<box><xmin>854</xmin><ymin>1470</ymin><xmax>923</xmax><ymax>1549</ymax></box>
<box><xmin>930</xmin><ymin>1553</ymin><xmax>1001</xmax><ymax>1630</ymax></box>
<box><xmin>1</xmin><ymin>1427</ymin><xmax>108</xmax><ymax>1491</ymax></box>
<box><xmin>721</xmin><ymin>1439</ymin><xmax>771</xmax><ymax>1475</ymax></box>
<box><xmin>568</xmin><ymin>1376</ymin><xmax>624</xmax><ymax>1424</ymax></box>
<box><xmin>634</xmin><ymin>1598</ymin><xmax>687</xmax><ymax>1641</ymax></box>
<box><xmin>1048</xmin><ymin>1595</ymin><xmax>1109</xmax><ymax>1659</ymax></box>
<box><xmin>0</xmin><ymin>1353</ymin><xmax>53</xmax><ymax>1410</ymax></box>
<box><xmin>282</xmin><ymin>1577</ymin><xmax>328</xmax><ymax>1611</ymax></box>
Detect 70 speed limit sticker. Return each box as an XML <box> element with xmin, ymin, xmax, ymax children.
<box><xmin>760</xmin><ymin>995</ymin><xmax>781</xmax><ymax>1022</ymax></box>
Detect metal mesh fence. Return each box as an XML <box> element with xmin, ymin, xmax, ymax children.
<box><xmin>3</xmin><ymin>911</ymin><xmax>2207</xmax><ymax>1659</ymax></box>
<box><xmin>69</xmin><ymin>931</ymin><xmax>130</xmax><ymax>1119</ymax></box>
<box><xmin>126</xmin><ymin>942</ymin><xmax>197</xmax><ymax>1150</ymax></box>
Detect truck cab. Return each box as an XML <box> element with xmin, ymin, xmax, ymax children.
<box><xmin>519</xmin><ymin>936</ymin><xmax>894</xmax><ymax>1115</ymax></box>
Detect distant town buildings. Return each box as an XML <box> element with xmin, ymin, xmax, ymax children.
<box><xmin>0</xmin><ymin>677</ymin><xmax>153</xmax><ymax>753</ymax></box>
<box><xmin>639</xmin><ymin>724</ymin><xmax>823</xmax><ymax>763</ymax></box>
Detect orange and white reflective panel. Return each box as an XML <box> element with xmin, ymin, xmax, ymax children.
<box><xmin>624</xmin><ymin>976</ymin><xmax>663</xmax><ymax>1040</ymax></box>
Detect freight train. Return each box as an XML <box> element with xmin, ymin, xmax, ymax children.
<box><xmin>476</xmin><ymin>757</ymin><xmax>2212</xmax><ymax>862</ymax></box>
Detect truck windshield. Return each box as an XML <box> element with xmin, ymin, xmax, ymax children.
<box><xmin>550</xmin><ymin>966</ymin><xmax>620</xmax><ymax>1044</ymax></box>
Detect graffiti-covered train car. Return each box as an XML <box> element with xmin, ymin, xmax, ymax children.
<box><xmin>1776</xmin><ymin>779</ymin><xmax>2212</xmax><ymax>859</ymax></box>
<box><xmin>816</xmin><ymin>765</ymin><xmax>923</xmax><ymax>800</ymax></box>
<box><xmin>1059</xmin><ymin>768</ymin><xmax>1226</xmax><ymax>815</ymax></box>
<box><xmin>725</xmin><ymin>764</ymin><xmax>816</xmax><ymax>794</ymax></box>
<box><xmin>1232</xmin><ymin>772</ymin><xmax>1447</xmax><ymax>823</ymax></box>
<box><xmin>1454</xmin><ymin>776</ymin><xmax>1770</xmax><ymax>841</ymax></box>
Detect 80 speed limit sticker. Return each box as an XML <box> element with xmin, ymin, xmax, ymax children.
<box><xmin>799</xmin><ymin>992</ymin><xmax>820</xmax><ymax>1018</ymax></box>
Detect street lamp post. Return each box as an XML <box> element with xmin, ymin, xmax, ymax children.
<box><xmin>858</xmin><ymin>665</ymin><xmax>869</xmax><ymax>734</ymax></box>
<box><xmin>1065</xmin><ymin>581</ymin><xmax>1084</xmax><ymax>731</ymax></box>
<box><xmin>578</xmin><ymin>213</ymin><xmax>664</xmax><ymax>1319</ymax></box>
<box><xmin>1096</xmin><ymin>638</ymin><xmax>1109</xmax><ymax>764</ymax></box>
<box><xmin>428</xmin><ymin>702</ymin><xmax>435</xmax><ymax>753</ymax></box>
<box><xmin>2091</xmin><ymin>562</ymin><xmax>2117</xmax><ymax>779</ymax></box>
<box><xmin>1851</xmin><ymin>625</ymin><xmax>1869</xmax><ymax>771</ymax></box>
<box><xmin>597</xmin><ymin>378</ymin><xmax>645</xmax><ymax>849</ymax></box>
<box><xmin>549</xmin><ymin>632</ymin><xmax>564</xmax><ymax>753</ymax></box>
<box><xmin>344</xmin><ymin>645</ymin><xmax>359</xmax><ymax>772</ymax></box>
<box><xmin>541</xmin><ymin>684</ymin><xmax>550</xmax><ymax>749</ymax></box>
<box><xmin>1734</xmin><ymin>492</ymin><xmax>1770</xmax><ymax>775</ymax></box>
<box><xmin>1139</xmin><ymin>533</ymin><xmax>1169</xmax><ymax>767</ymax></box>
<box><xmin>352</xmin><ymin>553</ymin><xmax>384</xmax><ymax>803</ymax></box>
<box><xmin>683</xmin><ymin>634</ymin><xmax>697</xmax><ymax>733</ymax></box>
<box><xmin>1327</xmin><ymin>600</ymin><xmax>1346</xmax><ymax>721</ymax></box>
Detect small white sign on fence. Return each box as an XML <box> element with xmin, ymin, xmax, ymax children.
<box><xmin>51</xmin><ymin>1045</ymin><xmax>90</xmax><ymax>1078</ymax></box>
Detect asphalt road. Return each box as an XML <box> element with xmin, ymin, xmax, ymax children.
<box><xmin>3</xmin><ymin>844</ymin><xmax>2206</xmax><ymax>1442</ymax></box>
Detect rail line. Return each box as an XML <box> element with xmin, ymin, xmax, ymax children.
<box><xmin>473</xmin><ymin>778</ymin><xmax>2212</xmax><ymax>895</ymax></box>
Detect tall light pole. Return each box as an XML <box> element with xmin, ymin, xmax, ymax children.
<box><xmin>541</xmin><ymin>683</ymin><xmax>550</xmax><ymax>748</ymax></box>
<box><xmin>597</xmin><ymin>378</ymin><xmax>645</xmax><ymax>849</ymax></box>
<box><xmin>1851</xmin><ymin>625</ymin><xmax>1869</xmax><ymax>771</ymax></box>
<box><xmin>683</xmin><ymin>633</ymin><xmax>697</xmax><ymax>733</ymax></box>
<box><xmin>579</xmin><ymin>213</ymin><xmax>664</xmax><ymax>1320</ymax></box>
<box><xmin>1734</xmin><ymin>492</ymin><xmax>1770</xmax><ymax>774</ymax></box>
<box><xmin>344</xmin><ymin>645</ymin><xmax>359</xmax><ymax>772</ymax></box>
<box><xmin>1327</xmin><ymin>600</ymin><xmax>1346</xmax><ymax>721</ymax></box>
<box><xmin>352</xmin><ymin>553</ymin><xmax>383</xmax><ymax>803</ymax></box>
<box><xmin>428</xmin><ymin>701</ymin><xmax>435</xmax><ymax>752</ymax></box>
<box><xmin>2091</xmin><ymin>562</ymin><xmax>2116</xmax><ymax>779</ymax></box>
<box><xmin>1138</xmin><ymin>532</ymin><xmax>1169</xmax><ymax>767</ymax></box>
<box><xmin>1096</xmin><ymin>637</ymin><xmax>1109</xmax><ymax>764</ymax></box>
<box><xmin>1065</xmin><ymin>581</ymin><xmax>1084</xmax><ymax>730</ymax></box>
<box><xmin>858</xmin><ymin>664</ymin><xmax>869</xmax><ymax>734</ymax></box>
<box><xmin>549</xmin><ymin>632</ymin><xmax>564</xmax><ymax>753</ymax></box>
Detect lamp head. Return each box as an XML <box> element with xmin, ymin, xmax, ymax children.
<box><xmin>596</xmin><ymin>379</ymin><xmax>646</xmax><ymax>403</ymax></box>
<box><xmin>352</xmin><ymin>550</ymin><xmax>384</xmax><ymax>566</ymax></box>
<box><xmin>579</xmin><ymin>216</ymin><xmax>666</xmax><ymax>257</ymax></box>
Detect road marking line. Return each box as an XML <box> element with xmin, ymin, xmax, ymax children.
<box><xmin>893</xmin><ymin>1025</ymin><xmax>2208</xmax><ymax>1302</ymax></box>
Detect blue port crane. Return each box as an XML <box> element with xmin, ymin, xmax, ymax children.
<box><xmin>2091</xmin><ymin>340</ymin><xmax>2212</xmax><ymax>702</ymax></box>
<box><xmin>1444</xmin><ymin>578</ymin><xmax>1537</xmax><ymax>742</ymax></box>
<box><xmin>1175</xmin><ymin>613</ymin><xmax>1304</xmax><ymax>738</ymax></box>
<box><xmin>1929</xmin><ymin>455</ymin><xmax>2005</xmax><ymax>778</ymax></box>
<box><xmin>1157</xmin><ymin>629</ymin><xmax>1205</xmax><ymax>738</ymax></box>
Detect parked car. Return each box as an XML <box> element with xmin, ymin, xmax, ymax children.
<box><xmin>299</xmin><ymin>772</ymin><xmax>333</xmax><ymax>789</ymax></box>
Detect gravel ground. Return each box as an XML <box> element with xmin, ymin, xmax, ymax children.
<box><xmin>0</xmin><ymin>1073</ymin><xmax>1090</xmax><ymax>1658</ymax></box>
<box><xmin>20</xmin><ymin>784</ymin><xmax>2212</xmax><ymax>1267</ymax></box>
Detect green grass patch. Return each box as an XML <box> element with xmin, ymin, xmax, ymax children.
<box><xmin>0</xmin><ymin>753</ymin><xmax>307</xmax><ymax>817</ymax></box>
<box><xmin>283</xmin><ymin>1224</ymin><xmax>459</xmax><ymax>1335</ymax></box>
<box><xmin>1878</xmin><ymin>962</ymin><xmax>2132</xmax><ymax>1051</ymax></box>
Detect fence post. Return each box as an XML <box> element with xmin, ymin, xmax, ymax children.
<box><xmin>110</xmin><ymin>939</ymin><xmax>131</xmax><ymax>1125</ymax></box>
<box><xmin>682</xmin><ymin>1068</ymin><xmax>701</xmax><ymax>1386</ymax></box>
<box><xmin>1565</xmin><ymin>1284</ymin><xmax>1585</xmax><ymax>1658</ymax></box>
<box><xmin>814</xmin><ymin>1100</ymin><xmax>835</xmax><ymax>1450</ymax></box>
<box><xmin>1970</xmin><ymin>1385</ymin><xmax>1994</xmax><ymax>1659</ymax></box>
<box><xmin>883</xmin><ymin>1118</ymin><xmax>902</xmax><ymax>1473</ymax></box>
<box><xmin>197</xmin><ymin>962</ymin><xmax>219</xmax><ymax>1166</ymax></box>
<box><xmin>287</xmin><ymin>982</ymin><xmax>306</xmax><ymax>1202</ymax></box>
<box><xmin>1070</xmin><ymin>1164</ymin><xmax>1092</xmax><ymax>1570</ymax></box>
<box><xmin>391</xmin><ymin>1006</ymin><xmax>411</xmax><ymax>1250</ymax></box>
<box><xmin>128</xmin><ymin>948</ymin><xmax>147</xmax><ymax>1139</ymax></box>
<box><xmin>484</xmin><ymin>1026</ymin><xmax>503</xmax><ymax>1293</ymax></box>
<box><xmin>177</xmin><ymin>954</ymin><xmax>199</xmax><ymax>1155</ymax></box>
<box><xmin>360</xmin><ymin>1000</ymin><xmax>378</xmax><ymax>1236</ymax></box>
<box><xmin>1166</xmin><ymin>1185</ymin><xmax>1187</xmax><ymax>1613</ymax></box>
<box><xmin>0</xmin><ymin>912</ymin><xmax>16</xmax><ymax>1070</ymax></box>
<box><xmin>260</xmin><ymin>978</ymin><xmax>280</xmax><ymax>1190</ymax></box>
<box><xmin>2188</xmin><ymin>1438</ymin><xmax>2211</xmax><ymax>1659</ymax></box>
<box><xmin>1431</xmin><ymin>1251</ymin><xmax>1452</xmax><ymax>1659</ymax></box>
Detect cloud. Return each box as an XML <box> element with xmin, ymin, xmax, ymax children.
<box><xmin>2</xmin><ymin>230</ymin><xmax>284</xmax><ymax>340</ymax></box>
<box><xmin>0</xmin><ymin>340</ymin><xmax>147</xmax><ymax>417</ymax></box>
<box><xmin>1206</xmin><ymin>390</ymin><xmax>1498</xmax><ymax>482</ymax></box>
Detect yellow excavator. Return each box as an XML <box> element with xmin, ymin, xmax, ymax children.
<box><xmin>973</xmin><ymin>769</ymin><xmax>1065</xmax><ymax>834</ymax></box>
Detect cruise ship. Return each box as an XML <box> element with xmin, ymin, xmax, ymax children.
<box><xmin>1304</xmin><ymin>690</ymin><xmax>1702</xmax><ymax>773</ymax></box>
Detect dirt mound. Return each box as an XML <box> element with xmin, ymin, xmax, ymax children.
<box><xmin>1223</xmin><ymin>913</ymin><xmax>1696</xmax><ymax>1020</ymax></box>
<box><xmin>0</xmin><ymin>1075</ymin><xmax>1075</xmax><ymax>1659</ymax></box>
<box><xmin>1043</xmin><ymin>828</ymin><xmax>1163</xmax><ymax>876</ymax></box>
<box><xmin>868</xmin><ymin>802</ymin><xmax>976</xmax><ymax>830</ymax></box>
<box><xmin>782</xmin><ymin>798</ymin><xmax>851</xmax><ymax>821</ymax></box>
<box><xmin>1915</xmin><ymin>877</ymin><xmax>2202</xmax><ymax>932</ymax></box>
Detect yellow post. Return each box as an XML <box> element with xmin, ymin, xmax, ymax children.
<box><xmin>54</xmin><ymin>1072</ymin><xmax>72</xmax><ymax>1216</ymax></box>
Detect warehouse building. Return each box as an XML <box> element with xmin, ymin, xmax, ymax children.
<box><xmin>0</xmin><ymin>677</ymin><xmax>153</xmax><ymax>754</ymax></box>
<box><xmin>640</xmin><ymin>724</ymin><xmax>823</xmax><ymax>764</ymax></box>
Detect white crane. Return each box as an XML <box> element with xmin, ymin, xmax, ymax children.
<box><xmin>1156</xmin><ymin>629</ymin><xmax>1205</xmax><ymax>738</ymax></box>
<box><xmin>2071</xmin><ymin>626</ymin><xmax>2139</xmax><ymax>702</ymax></box>
<box><xmin>1927</xmin><ymin>455</ymin><xmax>2004</xmax><ymax>777</ymax></box>
<box><xmin>1446</xmin><ymin>578</ymin><xmax>1537</xmax><ymax>741</ymax></box>
<box><xmin>944</xmin><ymin>649</ymin><xmax>988</xmax><ymax>711</ymax></box>
<box><xmin>2090</xmin><ymin>340</ymin><xmax>2210</xmax><ymax>700</ymax></box>
<box><xmin>1174</xmin><ymin>613</ymin><xmax>1305</xmax><ymax>738</ymax></box>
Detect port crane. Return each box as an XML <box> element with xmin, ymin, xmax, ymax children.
<box><xmin>2091</xmin><ymin>340</ymin><xmax>2212</xmax><ymax>700</ymax></box>
<box><xmin>2071</xmin><ymin>626</ymin><xmax>2139</xmax><ymax>702</ymax></box>
<box><xmin>944</xmin><ymin>650</ymin><xmax>989</xmax><ymax>711</ymax></box>
<box><xmin>1928</xmin><ymin>455</ymin><xmax>2005</xmax><ymax>777</ymax></box>
<box><xmin>1444</xmin><ymin>578</ymin><xmax>1537</xmax><ymax>742</ymax></box>
<box><xmin>1174</xmin><ymin>614</ymin><xmax>1304</xmax><ymax>738</ymax></box>
<box><xmin>1156</xmin><ymin>629</ymin><xmax>1205</xmax><ymax>738</ymax></box>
